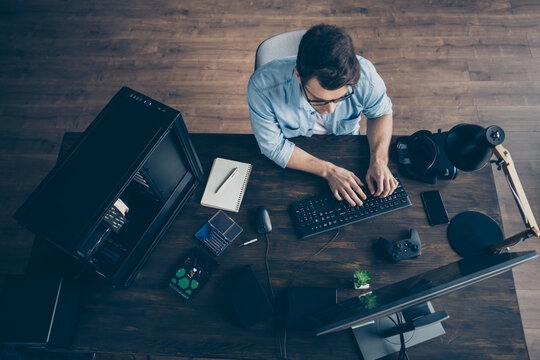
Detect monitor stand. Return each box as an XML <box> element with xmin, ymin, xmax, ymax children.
<box><xmin>352</xmin><ymin>302</ymin><xmax>446</xmax><ymax>360</ymax></box>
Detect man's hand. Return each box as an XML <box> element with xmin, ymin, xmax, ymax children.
<box><xmin>325</xmin><ymin>164</ymin><xmax>367</xmax><ymax>206</ymax></box>
<box><xmin>365</xmin><ymin>160</ymin><xmax>398</xmax><ymax>198</ymax></box>
<box><xmin>365</xmin><ymin>113</ymin><xmax>395</xmax><ymax>198</ymax></box>
<box><xmin>286</xmin><ymin>146</ymin><xmax>367</xmax><ymax>206</ymax></box>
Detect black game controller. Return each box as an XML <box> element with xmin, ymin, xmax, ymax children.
<box><xmin>377</xmin><ymin>229</ymin><xmax>421</xmax><ymax>263</ymax></box>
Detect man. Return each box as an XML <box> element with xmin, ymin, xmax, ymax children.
<box><xmin>248</xmin><ymin>24</ymin><xmax>397</xmax><ymax>206</ymax></box>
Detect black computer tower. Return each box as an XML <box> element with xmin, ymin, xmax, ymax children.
<box><xmin>14</xmin><ymin>87</ymin><xmax>204</xmax><ymax>285</ymax></box>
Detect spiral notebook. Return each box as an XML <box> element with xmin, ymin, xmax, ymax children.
<box><xmin>200</xmin><ymin>158</ymin><xmax>252</xmax><ymax>212</ymax></box>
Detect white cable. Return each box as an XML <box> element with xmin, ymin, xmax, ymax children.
<box><xmin>505</xmin><ymin>173</ymin><xmax>530</xmax><ymax>226</ymax></box>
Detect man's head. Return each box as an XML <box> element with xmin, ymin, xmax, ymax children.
<box><xmin>295</xmin><ymin>24</ymin><xmax>360</xmax><ymax>114</ymax></box>
<box><xmin>296</xmin><ymin>24</ymin><xmax>360</xmax><ymax>89</ymax></box>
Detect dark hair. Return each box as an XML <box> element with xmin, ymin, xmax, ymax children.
<box><xmin>296</xmin><ymin>24</ymin><xmax>360</xmax><ymax>90</ymax></box>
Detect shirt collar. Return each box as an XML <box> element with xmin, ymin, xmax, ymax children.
<box><xmin>286</xmin><ymin>68</ymin><xmax>313</xmax><ymax>111</ymax></box>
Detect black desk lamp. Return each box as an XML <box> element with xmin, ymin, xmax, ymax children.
<box><xmin>445</xmin><ymin>124</ymin><xmax>539</xmax><ymax>257</ymax></box>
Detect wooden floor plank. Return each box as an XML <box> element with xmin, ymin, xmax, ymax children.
<box><xmin>517</xmin><ymin>290</ymin><xmax>540</xmax><ymax>329</ymax></box>
<box><xmin>510</xmin><ymin>0</ymin><xmax>540</xmax><ymax>14</ymax></box>
<box><xmin>513</xmin><ymin>247</ymin><xmax>540</xmax><ymax>290</ymax></box>
<box><xmin>524</xmin><ymin>329</ymin><xmax>540</xmax><ymax>360</ymax></box>
<box><xmin>528</xmin><ymin>33</ymin><xmax>540</xmax><ymax>58</ymax></box>
<box><xmin>468</xmin><ymin>57</ymin><xmax>540</xmax><ymax>81</ymax></box>
<box><xmin>476</xmin><ymin>106</ymin><xmax>540</xmax><ymax>132</ymax></box>
<box><xmin>2</xmin><ymin>35</ymin><xmax>535</xmax><ymax>62</ymax></box>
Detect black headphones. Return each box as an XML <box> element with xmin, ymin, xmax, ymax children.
<box><xmin>396</xmin><ymin>129</ymin><xmax>458</xmax><ymax>184</ymax></box>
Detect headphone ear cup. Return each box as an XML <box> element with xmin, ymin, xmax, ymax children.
<box><xmin>408</xmin><ymin>134</ymin><xmax>438</xmax><ymax>176</ymax></box>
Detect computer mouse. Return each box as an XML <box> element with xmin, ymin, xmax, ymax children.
<box><xmin>256</xmin><ymin>206</ymin><xmax>272</xmax><ymax>234</ymax></box>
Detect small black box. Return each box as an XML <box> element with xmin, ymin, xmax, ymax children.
<box><xmin>0</xmin><ymin>275</ymin><xmax>80</xmax><ymax>347</ymax></box>
<box><xmin>223</xmin><ymin>265</ymin><xmax>272</xmax><ymax>327</ymax></box>
<box><xmin>287</xmin><ymin>287</ymin><xmax>337</xmax><ymax>330</ymax></box>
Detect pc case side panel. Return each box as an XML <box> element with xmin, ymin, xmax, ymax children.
<box><xmin>172</xmin><ymin>113</ymin><xmax>204</xmax><ymax>181</ymax></box>
<box><xmin>110</xmin><ymin>120</ymin><xmax>204</xmax><ymax>285</ymax></box>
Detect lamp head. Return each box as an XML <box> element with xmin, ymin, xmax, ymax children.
<box><xmin>445</xmin><ymin>124</ymin><xmax>505</xmax><ymax>171</ymax></box>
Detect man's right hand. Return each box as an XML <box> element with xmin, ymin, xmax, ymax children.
<box><xmin>324</xmin><ymin>163</ymin><xmax>367</xmax><ymax>206</ymax></box>
<box><xmin>286</xmin><ymin>146</ymin><xmax>367</xmax><ymax>206</ymax></box>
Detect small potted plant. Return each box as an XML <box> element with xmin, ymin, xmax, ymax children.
<box><xmin>353</xmin><ymin>270</ymin><xmax>371</xmax><ymax>290</ymax></box>
<box><xmin>359</xmin><ymin>292</ymin><xmax>379</xmax><ymax>309</ymax></box>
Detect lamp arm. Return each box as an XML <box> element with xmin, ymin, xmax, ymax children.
<box><xmin>489</xmin><ymin>230</ymin><xmax>535</xmax><ymax>253</ymax></box>
<box><xmin>489</xmin><ymin>144</ymin><xmax>539</xmax><ymax>252</ymax></box>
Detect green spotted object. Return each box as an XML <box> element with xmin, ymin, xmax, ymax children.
<box><xmin>169</xmin><ymin>248</ymin><xmax>218</xmax><ymax>301</ymax></box>
<box><xmin>178</xmin><ymin>277</ymin><xmax>190</xmax><ymax>290</ymax></box>
<box><xmin>176</xmin><ymin>268</ymin><xmax>186</xmax><ymax>278</ymax></box>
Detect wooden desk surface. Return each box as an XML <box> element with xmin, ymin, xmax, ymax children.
<box><xmin>66</xmin><ymin>134</ymin><xmax>527</xmax><ymax>359</ymax></box>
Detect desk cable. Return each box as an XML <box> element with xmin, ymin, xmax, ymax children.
<box><xmin>265</xmin><ymin>232</ymin><xmax>275</xmax><ymax>302</ymax></box>
<box><xmin>387</xmin><ymin>313</ymin><xmax>411</xmax><ymax>360</ymax></box>
<box><xmin>288</xmin><ymin>229</ymin><xmax>341</xmax><ymax>286</ymax></box>
<box><xmin>264</xmin><ymin>232</ymin><xmax>283</xmax><ymax>357</ymax></box>
<box><xmin>278</xmin><ymin>229</ymin><xmax>341</xmax><ymax>359</ymax></box>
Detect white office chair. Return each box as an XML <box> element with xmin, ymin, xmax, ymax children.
<box><xmin>254</xmin><ymin>30</ymin><xmax>307</xmax><ymax>71</ymax></box>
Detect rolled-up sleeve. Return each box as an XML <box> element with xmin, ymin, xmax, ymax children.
<box><xmin>361</xmin><ymin>62</ymin><xmax>393</xmax><ymax>119</ymax></box>
<box><xmin>247</xmin><ymin>80</ymin><xmax>295</xmax><ymax>168</ymax></box>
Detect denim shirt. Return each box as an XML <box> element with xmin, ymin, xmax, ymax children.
<box><xmin>247</xmin><ymin>56</ymin><xmax>393</xmax><ymax>168</ymax></box>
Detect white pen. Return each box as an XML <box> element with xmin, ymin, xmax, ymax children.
<box><xmin>238</xmin><ymin>238</ymin><xmax>258</xmax><ymax>247</ymax></box>
<box><xmin>215</xmin><ymin>167</ymin><xmax>238</xmax><ymax>194</ymax></box>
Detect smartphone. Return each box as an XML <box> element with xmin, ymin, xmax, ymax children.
<box><xmin>420</xmin><ymin>190</ymin><xmax>449</xmax><ymax>226</ymax></box>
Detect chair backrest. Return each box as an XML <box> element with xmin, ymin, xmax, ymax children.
<box><xmin>254</xmin><ymin>30</ymin><xmax>307</xmax><ymax>71</ymax></box>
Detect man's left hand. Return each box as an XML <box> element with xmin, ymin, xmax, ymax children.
<box><xmin>365</xmin><ymin>160</ymin><xmax>398</xmax><ymax>198</ymax></box>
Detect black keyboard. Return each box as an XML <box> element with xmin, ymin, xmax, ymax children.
<box><xmin>290</xmin><ymin>175</ymin><xmax>412</xmax><ymax>239</ymax></box>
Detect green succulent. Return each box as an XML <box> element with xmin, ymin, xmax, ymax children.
<box><xmin>359</xmin><ymin>292</ymin><xmax>379</xmax><ymax>309</ymax></box>
<box><xmin>353</xmin><ymin>270</ymin><xmax>371</xmax><ymax>287</ymax></box>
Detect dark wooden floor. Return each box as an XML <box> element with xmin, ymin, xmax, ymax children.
<box><xmin>1</xmin><ymin>0</ymin><xmax>539</xmax><ymax>359</ymax></box>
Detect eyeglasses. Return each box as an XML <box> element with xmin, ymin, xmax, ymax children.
<box><xmin>301</xmin><ymin>81</ymin><xmax>354</xmax><ymax>106</ymax></box>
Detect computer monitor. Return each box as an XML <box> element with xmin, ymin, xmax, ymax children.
<box><xmin>306</xmin><ymin>251</ymin><xmax>537</xmax><ymax>357</ymax></box>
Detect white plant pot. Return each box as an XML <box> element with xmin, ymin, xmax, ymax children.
<box><xmin>354</xmin><ymin>283</ymin><xmax>370</xmax><ymax>290</ymax></box>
